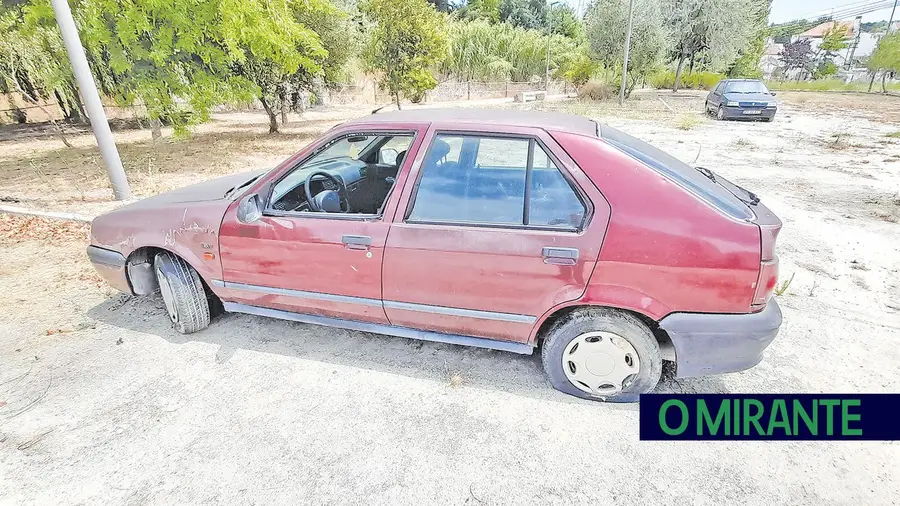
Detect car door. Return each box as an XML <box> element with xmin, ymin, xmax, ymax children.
<box><xmin>381</xmin><ymin>125</ymin><xmax>610</xmax><ymax>343</ymax></box>
<box><xmin>709</xmin><ymin>82</ymin><xmax>725</xmax><ymax>108</ymax></box>
<box><xmin>217</xmin><ymin>125</ymin><xmax>427</xmax><ymax>324</ymax></box>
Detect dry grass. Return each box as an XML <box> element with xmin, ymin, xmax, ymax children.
<box><xmin>0</xmin><ymin>214</ymin><xmax>89</xmax><ymax>245</ymax></box>
<box><xmin>886</xmin><ymin>131</ymin><xmax>900</xmax><ymax>139</ymax></box>
<box><xmin>825</xmin><ymin>131</ymin><xmax>851</xmax><ymax>151</ymax></box>
<box><xmin>675</xmin><ymin>114</ymin><xmax>704</xmax><ymax>131</ymax></box>
<box><xmin>730</xmin><ymin>137</ymin><xmax>755</xmax><ymax>149</ymax></box>
<box><xmin>0</xmin><ymin>109</ymin><xmax>364</xmax><ymax>215</ymax></box>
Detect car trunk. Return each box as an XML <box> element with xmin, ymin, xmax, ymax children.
<box><xmin>596</xmin><ymin>123</ymin><xmax>782</xmax><ymax>309</ymax></box>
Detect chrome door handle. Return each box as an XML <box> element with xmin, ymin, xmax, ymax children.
<box><xmin>542</xmin><ymin>247</ymin><xmax>579</xmax><ymax>266</ymax></box>
<box><xmin>342</xmin><ymin>234</ymin><xmax>372</xmax><ymax>250</ymax></box>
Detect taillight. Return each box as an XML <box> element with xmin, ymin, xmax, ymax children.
<box><xmin>752</xmin><ymin>256</ymin><xmax>779</xmax><ymax>308</ymax></box>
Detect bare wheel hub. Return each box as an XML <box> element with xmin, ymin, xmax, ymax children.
<box><xmin>562</xmin><ymin>331</ymin><xmax>640</xmax><ymax>396</ymax></box>
<box><xmin>156</xmin><ymin>267</ymin><xmax>178</xmax><ymax>323</ymax></box>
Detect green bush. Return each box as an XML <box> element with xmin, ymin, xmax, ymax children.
<box><xmin>648</xmin><ymin>70</ymin><xmax>725</xmax><ymax>90</ymax></box>
<box><xmin>577</xmin><ymin>80</ymin><xmax>614</xmax><ymax>100</ymax></box>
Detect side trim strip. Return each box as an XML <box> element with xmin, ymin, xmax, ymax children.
<box><xmin>383</xmin><ymin>300</ymin><xmax>536</xmax><ymax>324</ymax></box>
<box><xmin>222</xmin><ymin>281</ymin><xmax>383</xmax><ymax>307</ymax></box>
<box><xmin>223</xmin><ymin>302</ymin><xmax>534</xmax><ymax>355</ymax></box>
<box><xmin>219</xmin><ymin>280</ymin><xmax>537</xmax><ymax>323</ymax></box>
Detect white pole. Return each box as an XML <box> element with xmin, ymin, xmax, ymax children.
<box><xmin>51</xmin><ymin>0</ymin><xmax>131</xmax><ymax>200</ymax></box>
<box><xmin>619</xmin><ymin>0</ymin><xmax>635</xmax><ymax>105</ymax></box>
<box><xmin>545</xmin><ymin>7</ymin><xmax>554</xmax><ymax>90</ymax></box>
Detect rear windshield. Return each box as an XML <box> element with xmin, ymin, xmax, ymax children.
<box><xmin>597</xmin><ymin>124</ymin><xmax>754</xmax><ymax>221</ymax></box>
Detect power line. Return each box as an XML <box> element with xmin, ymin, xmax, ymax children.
<box><xmin>770</xmin><ymin>0</ymin><xmax>896</xmax><ymax>35</ymax></box>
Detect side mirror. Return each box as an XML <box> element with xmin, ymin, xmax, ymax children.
<box><xmin>770</xmin><ymin>92</ymin><xmax>777</xmax><ymax>96</ymax></box>
<box><xmin>379</xmin><ymin>148</ymin><xmax>398</xmax><ymax>165</ymax></box>
<box><xmin>236</xmin><ymin>193</ymin><xmax>262</xmax><ymax>223</ymax></box>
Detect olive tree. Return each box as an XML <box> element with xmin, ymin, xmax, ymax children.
<box><xmin>868</xmin><ymin>32</ymin><xmax>900</xmax><ymax>93</ymax></box>
<box><xmin>361</xmin><ymin>0</ymin><xmax>449</xmax><ymax>108</ymax></box>
<box><xmin>584</xmin><ymin>0</ymin><xmax>668</xmax><ymax>97</ymax></box>
<box><xmin>666</xmin><ymin>0</ymin><xmax>761</xmax><ymax>91</ymax></box>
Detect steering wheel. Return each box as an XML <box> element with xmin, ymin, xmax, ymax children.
<box><xmin>304</xmin><ymin>171</ymin><xmax>349</xmax><ymax>212</ymax></box>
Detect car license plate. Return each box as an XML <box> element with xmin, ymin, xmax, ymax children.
<box><xmin>743</xmin><ymin>110</ymin><xmax>762</xmax><ymax>115</ymax></box>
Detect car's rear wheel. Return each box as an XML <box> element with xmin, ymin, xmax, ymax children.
<box><xmin>540</xmin><ymin>308</ymin><xmax>662</xmax><ymax>402</ymax></box>
<box><xmin>154</xmin><ymin>252</ymin><xmax>210</xmax><ymax>334</ymax></box>
<box><xmin>716</xmin><ymin>105</ymin><xmax>726</xmax><ymax>121</ymax></box>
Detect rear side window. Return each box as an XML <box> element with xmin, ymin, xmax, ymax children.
<box><xmin>408</xmin><ymin>134</ymin><xmax>586</xmax><ymax>229</ymax></box>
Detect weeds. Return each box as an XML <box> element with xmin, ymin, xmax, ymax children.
<box><xmin>675</xmin><ymin>114</ymin><xmax>703</xmax><ymax>130</ymax></box>
<box><xmin>774</xmin><ymin>272</ymin><xmax>795</xmax><ymax>296</ymax></box>
<box><xmin>825</xmin><ymin>131</ymin><xmax>850</xmax><ymax>150</ymax></box>
<box><xmin>731</xmin><ymin>137</ymin><xmax>754</xmax><ymax>148</ymax></box>
<box><xmin>886</xmin><ymin>131</ymin><xmax>900</xmax><ymax>138</ymax></box>
<box><xmin>449</xmin><ymin>372</ymin><xmax>464</xmax><ymax>387</ymax></box>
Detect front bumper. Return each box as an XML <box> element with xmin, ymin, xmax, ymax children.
<box><xmin>659</xmin><ymin>300</ymin><xmax>782</xmax><ymax>378</ymax></box>
<box><xmin>722</xmin><ymin>106</ymin><xmax>777</xmax><ymax>120</ymax></box>
<box><xmin>86</xmin><ymin>245</ymin><xmax>132</xmax><ymax>294</ymax></box>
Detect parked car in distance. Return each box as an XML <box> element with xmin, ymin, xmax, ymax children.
<box><xmin>87</xmin><ymin>108</ymin><xmax>783</xmax><ymax>402</ymax></box>
<box><xmin>705</xmin><ymin>79</ymin><xmax>778</xmax><ymax>122</ymax></box>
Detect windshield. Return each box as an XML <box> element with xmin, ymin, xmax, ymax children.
<box><xmin>724</xmin><ymin>81</ymin><xmax>769</xmax><ymax>94</ymax></box>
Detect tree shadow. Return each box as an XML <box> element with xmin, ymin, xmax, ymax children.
<box><xmin>86</xmin><ymin>293</ymin><xmax>730</xmax><ymax>406</ymax></box>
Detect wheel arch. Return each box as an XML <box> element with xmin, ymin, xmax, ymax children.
<box><xmin>124</xmin><ymin>245</ymin><xmax>215</xmax><ymax>297</ymax></box>
<box><xmin>530</xmin><ymin>303</ymin><xmax>676</xmax><ymax>362</ymax></box>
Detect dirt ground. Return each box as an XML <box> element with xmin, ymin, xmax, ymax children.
<box><xmin>1</xmin><ymin>91</ymin><xmax>899</xmax><ymax>505</ymax></box>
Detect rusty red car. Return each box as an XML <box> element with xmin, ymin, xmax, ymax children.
<box><xmin>87</xmin><ymin>109</ymin><xmax>783</xmax><ymax>402</ymax></box>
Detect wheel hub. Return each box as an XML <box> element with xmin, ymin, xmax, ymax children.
<box><xmin>562</xmin><ymin>331</ymin><xmax>640</xmax><ymax>396</ymax></box>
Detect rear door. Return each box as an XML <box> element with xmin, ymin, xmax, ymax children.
<box><xmin>381</xmin><ymin>124</ymin><xmax>610</xmax><ymax>343</ymax></box>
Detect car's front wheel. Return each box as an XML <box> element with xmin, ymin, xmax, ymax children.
<box><xmin>154</xmin><ymin>252</ymin><xmax>210</xmax><ymax>334</ymax></box>
<box><xmin>541</xmin><ymin>308</ymin><xmax>662</xmax><ymax>402</ymax></box>
<box><xmin>716</xmin><ymin>105</ymin><xmax>726</xmax><ymax>121</ymax></box>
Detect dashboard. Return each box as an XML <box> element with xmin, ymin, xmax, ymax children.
<box><xmin>270</xmin><ymin>157</ymin><xmax>368</xmax><ymax>212</ymax></box>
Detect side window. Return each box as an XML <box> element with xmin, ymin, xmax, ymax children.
<box><xmin>408</xmin><ymin>134</ymin><xmax>585</xmax><ymax>229</ymax></box>
<box><xmin>529</xmin><ymin>148</ymin><xmax>585</xmax><ymax>228</ymax></box>
<box><xmin>715</xmin><ymin>82</ymin><xmax>725</xmax><ymax>94</ymax></box>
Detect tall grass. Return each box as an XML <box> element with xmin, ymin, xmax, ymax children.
<box><xmin>442</xmin><ymin>20</ymin><xmax>582</xmax><ymax>82</ymax></box>
<box><xmin>647</xmin><ymin>71</ymin><xmax>725</xmax><ymax>90</ymax></box>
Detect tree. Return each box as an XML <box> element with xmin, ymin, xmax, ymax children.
<box><xmin>584</xmin><ymin>0</ymin><xmax>668</xmax><ymax>97</ymax></box>
<box><xmin>362</xmin><ymin>0</ymin><xmax>448</xmax><ymax>108</ymax></box>
<box><xmin>75</xmin><ymin>0</ymin><xmax>322</xmax><ymax>136</ymax></box>
<box><xmin>498</xmin><ymin>0</ymin><xmax>545</xmax><ymax>31</ymax></box>
<box><xmin>779</xmin><ymin>39</ymin><xmax>813</xmax><ymax>80</ymax></box>
<box><xmin>868</xmin><ymin>32</ymin><xmax>900</xmax><ymax>92</ymax></box>
<box><xmin>232</xmin><ymin>0</ymin><xmax>356</xmax><ymax>133</ymax></box>
<box><xmin>467</xmin><ymin>0</ymin><xmax>500</xmax><ymax>23</ymax></box>
<box><xmin>728</xmin><ymin>0</ymin><xmax>771</xmax><ymax>78</ymax></box>
<box><xmin>666</xmin><ymin>0</ymin><xmax>760</xmax><ymax>91</ymax></box>
<box><xmin>549</xmin><ymin>4</ymin><xmax>583</xmax><ymax>40</ymax></box>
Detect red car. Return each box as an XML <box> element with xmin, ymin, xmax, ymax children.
<box><xmin>88</xmin><ymin>109</ymin><xmax>782</xmax><ymax>402</ymax></box>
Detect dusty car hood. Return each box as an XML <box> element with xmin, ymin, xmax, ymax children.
<box><xmin>126</xmin><ymin>170</ymin><xmax>267</xmax><ymax>208</ymax></box>
<box><xmin>723</xmin><ymin>92</ymin><xmax>775</xmax><ymax>104</ymax></box>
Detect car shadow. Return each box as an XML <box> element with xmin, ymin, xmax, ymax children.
<box><xmin>86</xmin><ymin>293</ymin><xmax>729</xmax><ymax>405</ymax></box>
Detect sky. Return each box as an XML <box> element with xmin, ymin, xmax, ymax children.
<box><xmin>769</xmin><ymin>0</ymin><xmax>897</xmax><ymax>24</ymax></box>
<box><xmin>563</xmin><ymin>0</ymin><xmax>898</xmax><ymax>24</ymax></box>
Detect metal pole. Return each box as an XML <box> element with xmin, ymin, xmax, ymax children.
<box><xmin>51</xmin><ymin>0</ymin><xmax>131</xmax><ymax>200</ymax></box>
<box><xmin>619</xmin><ymin>0</ymin><xmax>635</xmax><ymax>105</ymax></box>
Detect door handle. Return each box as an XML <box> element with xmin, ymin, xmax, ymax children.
<box><xmin>542</xmin><ymin>247</ymin><xmax>578</xmax><ymax>266</ymax></box>
<box><xmin>342</xmin><ymin>234</ymin><xmax>372</xmax><ymax>250</ymax></box>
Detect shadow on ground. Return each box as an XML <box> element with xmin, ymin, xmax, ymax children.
<box><xmin>87</xmin><ymin>293</ymin><xmax>730</xmax><ymax>405</ymax></box>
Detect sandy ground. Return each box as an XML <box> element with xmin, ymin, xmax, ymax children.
<box><xmin>1</xmin><ymin>91</ymin><xmax>899</xmax><ymax>505</ymax></box>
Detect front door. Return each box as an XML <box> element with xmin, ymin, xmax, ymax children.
<box><xmin>381</xmin><ymin>127</ymin><xmax>609</xmax><ymax>343</ymax></box>
<box><xmin>218</xmin><ymin>128</ymin><xmax>423</xmax><ymax>324</ymax></box>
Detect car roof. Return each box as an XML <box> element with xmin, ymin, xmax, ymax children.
<box><xmin>344</xmin><ymin>108</ymin><xmax>599</xmax><ymax>136</ymax></box>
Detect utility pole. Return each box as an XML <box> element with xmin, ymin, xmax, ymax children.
<box><xmin>619</xmin><ymin>0</ymin><xmax>635</xmax><ymax>105</ymax></box>
<box><xmin>51</xmin><ymin>0</ymin><xmax>131</xmax><ymax>200</ymax></box>
<box><xmin>869</xmin><ymin>0</ymin><xmax>898</xmax><ymax>92</ymax></box>
<box><xmin>545</xmin><ymin>1</ymin><xmax>561</xmax><ymax>91</ymax></box>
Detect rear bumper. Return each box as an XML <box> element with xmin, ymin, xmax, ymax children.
<box><xmin>659</xmin><ymin>300</ymin><xmax>782</xmax><ymax>378</ymax></box>
<box><xmin>722</xmin><ymin>106</ymin><xmax>777</xmax><ymax>120</ymax></box>
<box><xmin>86</xmin><ymin>245</ymin><xmax>132</xmax><ymax>294</ymax></box>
